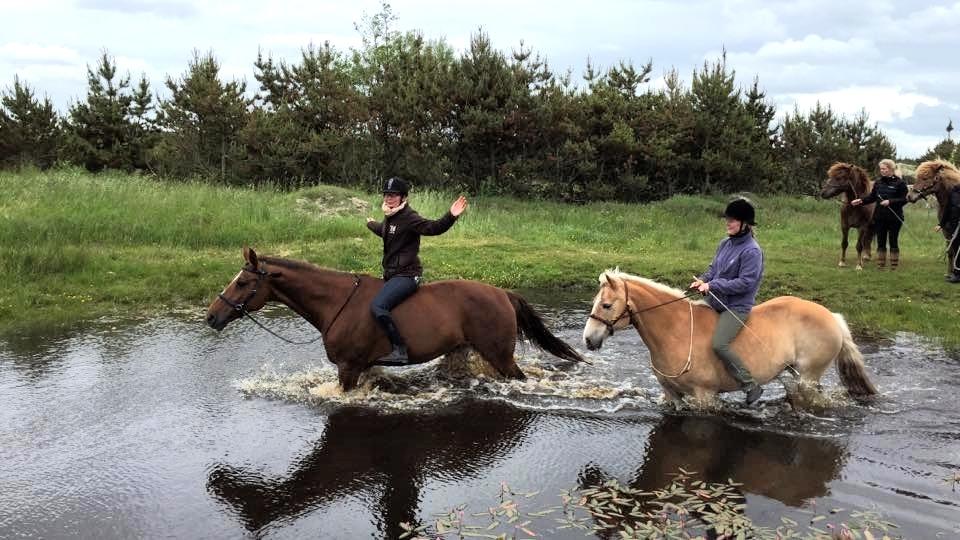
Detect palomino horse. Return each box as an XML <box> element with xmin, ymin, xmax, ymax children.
<box><xmin>206</xmin><ymin>248</ymin><xmax>584</xmax><ymax>391</ymax></box>
<box><xmin>821</xmin><ymin>162</ymin><xmax>875</xmax><ymax>269</ymax></box>
<box><xmin>908</xmin><ymin>159</ymin><xmax>960</xmax><ymax>275</ymax></box>
<box><xmin>582</xmin><ymin>270</ymin><xmax>877</xmax><ymax>405</ymax></box>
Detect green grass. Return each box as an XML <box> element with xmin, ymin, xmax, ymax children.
<box><xmin>2</xmin><ymin>168</ymin><xmax>957</xmax><ymax>349</ymax></box>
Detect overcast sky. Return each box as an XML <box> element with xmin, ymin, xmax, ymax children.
<box><xmin>2</xmin><ymin>0</ymin><xmax>957</xmax><ymax>158</ymax></box>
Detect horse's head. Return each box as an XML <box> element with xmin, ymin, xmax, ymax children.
<box><xmin>908</xmin><ymin>159</ymin><xmax>957</xmax><ymax>202</ymax></box>
<box><xmin>821</xmin><ymin>162</ymin><xmax>863</xmax><ymax>200</ymax></box>
<box><xmin>206</xmin><ymin>247</ymin><xmax>279</xmax><ymax>331</ymax></box>
<box><xmin>583</xmin><ymin>270</ymin><xmax>634</xmax><ymax>350</ymax></box>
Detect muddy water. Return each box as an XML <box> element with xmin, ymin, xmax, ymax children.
<box><xmin>1</xmin><ymin>291</ymin><xmax>958</xmax><ymax>538</ymax></box>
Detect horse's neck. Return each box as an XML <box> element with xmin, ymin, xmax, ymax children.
<box><xmin>626</xmin><ymin>281</ymin><xmax>688</xmax><ymax>354</ymax></box>
<box><xmin>268</xmin><ymin>265</ymin><xmax>353</xmax><ymax>330</ymax></box>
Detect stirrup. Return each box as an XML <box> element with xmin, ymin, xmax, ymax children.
<box><xmin>744</xmin><ymin>384</ymin><xmax>764</xmax><ymax>406</ymax></box>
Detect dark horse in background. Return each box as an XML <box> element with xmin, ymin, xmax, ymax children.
<box><xmin>206</xmin><ymin>248</ymin><xmax>584</xmax><ymax>391</ymax></box>
<box><xmin>908</xmin><ymin>159</ymin><xmax>960</xmax><ymax>276</ymax></box>
<box><xmin>821</xmin><ymin>162</ymin><xmax>875</xmax><ymax>270</ymax></box>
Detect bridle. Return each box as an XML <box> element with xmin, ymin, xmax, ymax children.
<box><xmin>588</xmin><ymin>285</ymin><xmax>694</xmax><ymax>336</ymax></box>
<box><xmin>589</xmin><ymin>284</ymin><xmax>696</xmax><ymax>379</ymax></box>
<box><xmin>218</xmin><ymin>265</ymin><xmax>361</xmax><ymax>344</ymax></box>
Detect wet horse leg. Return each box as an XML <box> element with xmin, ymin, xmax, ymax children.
<box><xmin>473</xmin><ymin>336</ymin><xmax>526</xmax><ymax>381</ymax></box>
<box><xmin>337</xmin><ymin>365</ymin><xmax>362</xmax><ymax>392</ymax></box>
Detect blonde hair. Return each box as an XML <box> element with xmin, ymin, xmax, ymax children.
<box><xmin>878</xmin><ymin>159</ymin><xmax>901</xmax><ymax>177</ymax></box>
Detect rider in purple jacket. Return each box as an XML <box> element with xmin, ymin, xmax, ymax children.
<box><xmin>689</xmin><ymin>198</ymin><xmax>765</xmax><ymax>405</ymax></box>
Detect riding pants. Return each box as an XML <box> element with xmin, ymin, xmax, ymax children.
<box><xmin>711</xmin><ymin>309</ymin><xmax>756</xmax><ymax>388</ymax></box>
<box><xmin>371</xmin><ymin>276</ymin><xmax>419</xmax><ymax>346</ymax></box>
<box><xmin>874</xmin><ymin>215</ymin><xmax>902</xmax><ymax>252</ymax></box>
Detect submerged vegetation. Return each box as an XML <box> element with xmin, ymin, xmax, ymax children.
<box><xmin>1</xmin><ymin>168</ymin><xmax>957</xmax><ymax>349</ymax></box>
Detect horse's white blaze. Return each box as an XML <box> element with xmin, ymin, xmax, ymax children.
<box><xmin>582</xmin><ymin>291</ymin><xmax>608</xmax><ymax>347</ymax></box>
<box><xmin>221</xmin><ymin>270</ymin><xmax>243</xmax><ymax>295</ymax></box>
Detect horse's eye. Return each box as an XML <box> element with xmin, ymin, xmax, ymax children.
<box><xmin>602</xmin><ymin>303</ymin><xmax>612</xmax><ymax>310</ymax></box>
<box><xmin>236</xmin><ymin>280</ymin><xmax>248</xmax><ymax>288</ymax></box>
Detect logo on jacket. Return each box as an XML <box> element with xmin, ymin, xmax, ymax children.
<box><xmin>388</xmin><ymin>224</ymin><xmax>397</xmax><ymax>235</ymax></box>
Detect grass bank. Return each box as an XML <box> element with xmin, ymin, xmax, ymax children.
<box><xmin>2</xmin><ymin>168</ymin><xmax>956</xmax><ymax>348</ymax></box>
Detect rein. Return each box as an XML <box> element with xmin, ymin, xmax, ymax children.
<box><xmin>218</xmin><ymin>266</ymin><xmax>361</xmax><ymax>344</ymax></box>
<box><xmin>589</xmin><ymin>287</ymin><xmax>697</xmax><ymax>378</ymax></box>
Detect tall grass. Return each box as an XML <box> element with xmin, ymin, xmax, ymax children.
<box><xmin>2</xmin><ymin>168</ymin><xmax>956</xmax><ymax>348</ymax></box>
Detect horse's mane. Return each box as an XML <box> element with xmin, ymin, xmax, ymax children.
<box><xmin>601</xmin><ymin>269</ymin><xmax>707</xmax><ymax>306</ymax></box>
<box><xmin>827</xmin><ymin>162</ymin><xmax>871</xmax><ymax>190</ymax></box>
<box><xmin>260</xmin><ymin>256</ymin><xmax>360</xmax><ymax>278</ymax></box>
<box><xmin>915</xmin><ymin>159</ymin><xmax>960</xmax><ymax>186</ymax></box>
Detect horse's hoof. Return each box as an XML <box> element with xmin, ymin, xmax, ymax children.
<box><xmin>855</xmin><ymin>265</ymin><xmax>863</xmax><ymax>271</ymax></box>
<box><xmin>837</xmin><ymin>261</ymin><xmax>846</xmax><ymax>267</ymax></box>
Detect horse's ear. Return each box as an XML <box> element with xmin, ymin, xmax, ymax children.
<box><xmin>602</xmin><ymin>271</ymin><xmax>621</xmax><ymax>291</ymax></box>
<box><xmin>243</xmin><ymin>246</ymin><xmax>258</xmax><ymax>267</ymax></box>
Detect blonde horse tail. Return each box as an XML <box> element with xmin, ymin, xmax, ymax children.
<box><xmin>832</xmin><ymin>313</ymin><xmax>878</xmax><ymax>396</ymax></box>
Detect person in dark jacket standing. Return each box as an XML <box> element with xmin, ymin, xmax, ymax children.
<box><xmin>365</xmin><ymin>177</ymin><xmax>468</xmax><ymax>365</ymax></box>
<box><xmin>689</xmin><ymin>197</ymin><xmax>765</xmax><ymax>405</ymax></box>
<box><xmin>935</xmin><ymin>182</ymin><xmax>960</xmax><ymax>283</ymax></box>
<box><xmin>851</xmin><ymin>159</ymin><xmax>908</xmax><ymax>270</ymax></box>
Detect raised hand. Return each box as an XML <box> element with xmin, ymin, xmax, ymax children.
<box><xmin>450</xmin><ymin>195</ymin><xmax>468</xmax><ymax>217</ymax></box>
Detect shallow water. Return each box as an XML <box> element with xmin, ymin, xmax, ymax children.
<box><xmin>1</xmin><ymin>291</ymin><xmax>958</xmax><ymax>538</ymax></box>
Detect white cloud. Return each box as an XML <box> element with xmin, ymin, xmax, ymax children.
<box><xmin>0</xmin><ymin>43</ymin><xmax>83</xmax><ymax>65</ymax></box>
<box><xmin>259</xmin><ymin>32</ymin><xmax>362</xmax><ymax>52</ymax></box>
<box><xmin>781</xmin><ymin>85</ymin><xmax>940</xmax><ymax>123</ymax></box>
<box><xmin>882</xmin><ymin>127</ymin><xmax>943</xmax><ymax>158</ymax></box>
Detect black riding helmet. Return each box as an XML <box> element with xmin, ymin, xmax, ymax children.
<box><xmin>724</xmin><ymin>197</ymin><xmax>756</xmax><ymax>225</ymax></box>
<box><xmin>382</xmin><ymin>177</ymin><xmax>410</xmax><ymax>196</ymax></box>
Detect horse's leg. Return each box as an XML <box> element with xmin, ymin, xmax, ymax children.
<box><xmin>337</xmin><ymin>365</ymin><xmax>362</xmax><ymax>392</ymax></box>
<box><xmin>862</xmin><ymin>225</ymin><xmax>873</xmax><ymax>261</ymax></box>
<box><xmin>471</xmin><ymin>332</ymin><xmax>526</xmax><ymax>381</ymax></box>
<box><xmin>659</xmin><ymin>385</ymin><xmax>684</xmax><ymax>408</ymax></box>
<box><xmin>854</xmin><ymin>228</ymin><xmax>865</xmax><ymax>270</ymax></box>
<box><xmin>839</xmin><ymin>226</ymin><xmax>849</xmax><ymax>267</ymax></box>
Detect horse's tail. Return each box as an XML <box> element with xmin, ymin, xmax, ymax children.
<box><xmin>506</xmin><ymin>291</ymin><xmax>587</xmax><ymax>364</ymax></box>
<box><xmin>832</xmin><ymin>313</ymin><xmax>878</xmax><ymax>397</ymax></box>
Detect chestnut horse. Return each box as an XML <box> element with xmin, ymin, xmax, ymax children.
<box><xmin>206</xmin><ymin>248</ymin><xmax>584</xmax><ymax>391</ymax></box>
<box><xmin>908</xmin><ymin>160</ymin><xmax>960</xmax><ymax>275</ymax></box>
<box><xmin>582</xmin><ymin>270</ymin><xmax>877</xmax><ymax>405</ymax></box>
<box><xmin>821</xmin><ymin>162</ymin><xmax>875</xmax><ymax>269</ymax></box>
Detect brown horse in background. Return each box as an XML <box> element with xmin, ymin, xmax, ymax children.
<box><xmin>582</xmin><ymin>270</ymin><xmax>877</xmax><ymax>405</ymax></box>
<box><xmin>206</xmin><ymin>248</ymin><xmax>584</xmax><ymax>391</ymax></box>
<box><xmin>821</xmin><ymin>162</ymin><xmax>875</xmax><ymax>270</ymax></box>
<box><xmin>908</xmin><ymin>159</ymin><xmax>960</xmax><ymax>275</ymax></box>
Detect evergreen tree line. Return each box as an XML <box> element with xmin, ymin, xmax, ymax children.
<box><xmin>1</xmin><ymin>14</ymin><xmax>917</xmax><ymax>201</ymax></box>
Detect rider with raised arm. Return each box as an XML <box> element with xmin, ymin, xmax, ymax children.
<box><xmin>366</xmin><ymin>177</ymin><xmax>468</xmax><ymax>365</ymax></box>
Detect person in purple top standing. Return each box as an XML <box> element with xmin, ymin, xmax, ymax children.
<box><xmin>689</xmin><ymin>197</ymin><xmax>765</xmax><ymax>405</ymax></box>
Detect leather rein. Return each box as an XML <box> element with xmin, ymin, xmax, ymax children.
<box><xmin>218</xmin><ymin>265</ymin><xmax>361</xmax><ymax>344</ymax></box>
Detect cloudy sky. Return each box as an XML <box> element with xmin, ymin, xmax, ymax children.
<box><xmin>2</xmin><ymin>0</ymin><xmax>957</xmax><ymax>157</ymax></box>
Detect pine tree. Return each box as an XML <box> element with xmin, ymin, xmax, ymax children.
<box><xmin>65</xmin><ymin>51</ymin><xmax>151</xmax><ymax>172</ymax></box>
<box><xmin>0</xmin><ymin>76</ymin><xmax>61</xmax><ymax>169</ymax></box>
<box><xmin>153</xmin><ymin>50</ymin><xmax>249</xmax><ymax>181</ymax></box>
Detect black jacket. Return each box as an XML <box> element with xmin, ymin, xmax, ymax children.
<box><xmin>862</xmin><ymin>175</ymin><xmax>908</xmax><ymax>221</ymax></box>
<box><xmin>367</xmin><ymin>205</ymin><xmax>458</xmax><ymax>279</ymax></box>
<box><xmin>940</xmin><ymin>185</ymin><xmax>960</xmax><ymax>234</ymax></box>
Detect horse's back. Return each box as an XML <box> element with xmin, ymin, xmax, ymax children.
<box><xmin>750</xmin><ymin>295</ymin><xmax>844</xmax><ymax>346</ymax></box>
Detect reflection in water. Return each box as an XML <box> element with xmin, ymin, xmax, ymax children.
<box><xmin>581</xmin><ymin>413</ymin><xmax>847</xmax><ymax>507</ymax></box>
<box><xmin>207</xmin><ymin>400</ymin><xmax>532</xmax><ymax>538</ymax></box>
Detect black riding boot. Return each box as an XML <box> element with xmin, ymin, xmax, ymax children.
<box><xmin>374</xmin><ymin>315</ymin><xmax>409</xmax><ymax>366</ymax></box>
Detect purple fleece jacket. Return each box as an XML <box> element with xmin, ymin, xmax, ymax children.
<box><xmin>699</xmin><ymin>232</ymin><xmax>764</xmax><ymax>313</ymax></box>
